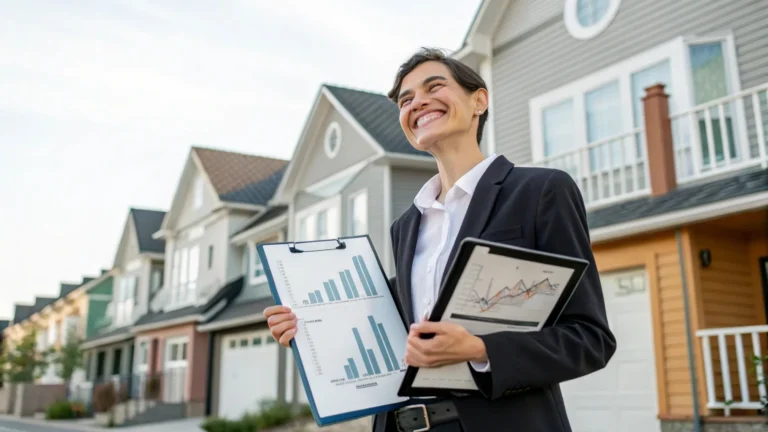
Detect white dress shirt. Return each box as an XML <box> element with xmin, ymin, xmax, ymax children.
<box><xmin>410</xmin><ymin>153</ymin><xmax>499</xmax><ymax>373</ymax></box>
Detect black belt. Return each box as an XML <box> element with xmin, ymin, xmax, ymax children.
<box><xmin>394</xmin><ymin>400</ymin><xmax>459</xmax><ymax>432</ymax></box>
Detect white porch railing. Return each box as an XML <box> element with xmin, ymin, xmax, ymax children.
<box><xmin>671</xmin><ymin>83</ymin><xmax>768</xmax><ymax>184</ymax></box>
<box><xmin>696</xmin><ymin>325</ymin><xmax>768</xmax><ymax>416</ymax></box>
<box><xmin>535</xmin><ymin>128</ymin><xmax>651</xmax><ymax>208</ymax></box>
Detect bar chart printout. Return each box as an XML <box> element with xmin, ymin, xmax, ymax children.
<box><xmin>345</xmin><ymin>315</ymin><xmax>402</xmax><ymax>379</ymax></box>
<box><xmin>301</xmin><ymin>255</ymin><xmax>379</xmax><ymax>305</ymax></box>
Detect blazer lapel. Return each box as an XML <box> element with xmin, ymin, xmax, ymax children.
<box><xmin>397</xmin><ymin>206</ymin><xmax>421</xmax><ymax>326</ymax></box>
<box><xmin>440</xmin><ymin>156</ymin><xmax>515</xmax><ymax>289</ymax></box>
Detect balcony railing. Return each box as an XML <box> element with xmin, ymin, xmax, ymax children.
<box><xmin>696</xmin><ymin>325</ymin><xmax>768</xmax><ymax>416</ymax></box>
<box><xmin>535</xmin><ymin>128</ymin><xmax>651</xmax><ymax>208</ymax></box>
<box><xmin>671</xmin><ymin>83</ymin><xmax>768</xmax><ymax>184</ymax></box>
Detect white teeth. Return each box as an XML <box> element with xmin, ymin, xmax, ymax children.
<box><xmin>416</xmin><ymin>112</ymin><xmax>444</xmax><ymax>128</ymax></box>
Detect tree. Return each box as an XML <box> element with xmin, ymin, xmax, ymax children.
<box><xmin>1</xmin><ymin>331</ymin><xmax>49</xmax><ymax>383</ymax></box>
<box><xmin>53</xmin><ymin>330</ymin><xmax>82</xmax><ymax>382</ymax></box>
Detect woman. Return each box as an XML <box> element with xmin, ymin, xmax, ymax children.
<box><xmin>264</xmin><ymin>48</ymin><xmax>615</xmax><ymax>432</ymax></box>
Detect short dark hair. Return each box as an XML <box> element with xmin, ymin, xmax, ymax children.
<box><xmin>388</xmin><ymin>47</ymin><xmax>489</xmax><ymax>145</ymax></box>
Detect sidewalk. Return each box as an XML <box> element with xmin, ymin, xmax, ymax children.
<box><xmin>0</xmin><ymin>415</ymin><xmax>204</xmax><ymax>431</ymax></box>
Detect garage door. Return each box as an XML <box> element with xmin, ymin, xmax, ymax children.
<box><xmin>560</xmin><ymin>270</ymin><xmax>660</xmax><ymax>432</ymax></box>
<box><xmin>219</xmin><ymin>330</ymin><xmax>280</xmax><ymax>419</ymax></box>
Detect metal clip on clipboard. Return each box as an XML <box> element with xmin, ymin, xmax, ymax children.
<box><xmin>287</xmin><ymin>238</ymin><xmax>347</xmax><ymax>253</ymax></box>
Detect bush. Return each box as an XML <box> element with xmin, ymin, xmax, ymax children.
<box><xmin>70</xmin><ymin>401</ymin><xmax>86</xmax><ymax>418</ymax></box>
<box><xmin>255</xmin><ymin>400</ymin><xmax>293</xmax><ymax>428</ymax></box>
<box><xmin>92</xmin><ymin>382</ymin><xmax>116</xmax><ymax>413</ymax></box>
<box><xmin>201</xmin><ymin>416</ymin><xmax>257</xmax><ymax>432</ymax></box>
<box><xmin>298</xmin><ymin>403</ymin><xmax>312</xmax><ymax>418</ymax></box>
<box><xmin>45</xmin><ymin>400</ymin><xmax>75</xmax><ymax>420</ymax></box>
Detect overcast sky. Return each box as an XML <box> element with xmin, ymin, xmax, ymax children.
<box><xmin>0</xmin><ymin>0</ymin><xmax>481</xmax><ymax>319</ymax></box>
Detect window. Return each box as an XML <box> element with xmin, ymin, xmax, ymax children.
<box><xmin>207</xmin><ymin>245</ymin><xmax>214</xmax><ymax>269</ymax></box>
<box><xmin>240</xmin><ymin>338</ymin><xmax>248</xmax><ymax>347</ymax></box>
<box><xmin>564</xmin><ymin>0</ymin><xmax>622</xmax><ymax>40</ymax></box>
<box><xmin>295</xmin><ymin>196</ymin><xmax>340</xmax><ymax>241</ymax></box>
<box><xmin>193</xmin><ymin>175</ymin><xmax>204</xmax><ymax>209</ymax></box>
<box><xmin>151</xmin><ymin>268</ymin><xmax>163</xmax><ymax>292</ymax></box>
<box><xmin>252</xmin><ymin>337</ymin><xmax>262</xmax><ymax>346</ymax></box>
<box><xmin>530</xmin><ymin>35</ymin><xmax>739</xmax><ymax>204</ymax></box>
<box><xmin>349</xmin><ymin>191</ymin><xmax>368</xmax><ymax>235</ymax></box>
<box><xmin>249</xmin><ymin>243</ymin><xmax>266</xmax><ymax>284</ymax></box>
<box><xmin>170</xmin><ymin>245</ymin><xmax>200</xmax><ymax>307</ymax></box>
<box><xmin>166</xmin><ymin>339</ymin><xmax>188</xmax><ymax>365</ymax></box>
<box><xmin>112</xmin><ymin>348</ymin><xmax>122</xmax><ymax>376</ymax></box>
<box><xmin>138</xmin><ymin>341</ymin><xmax>149</xmax><ymax>366</ymax></box>
<box><xmin>316</xmin><ymin>210</ymin><xmax>328</xmax><ymax>239</ymax></box>
<box><xmin>324</xmin><ymin>122</ymin><xmax>342</xmax><ymax>159</ymax></box>
<box><xmin>47</xmin><ymin>321</ymin><xmax>58</xmax><ymax>346</ymax></box>
<box><xmin>115</xmin><ymin>275</ymin><xmax>137</xmax><ymax>326</ymax></box>
<box><xmin>229</xmin><ymin>340</ymin><xmax>236</xmax><ymax>349</ymax></box>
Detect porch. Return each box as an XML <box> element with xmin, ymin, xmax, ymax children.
<box><xmin>684</xmin><ymin>208</ymin><xmax>768</xmax><ymax>424</ymax></box>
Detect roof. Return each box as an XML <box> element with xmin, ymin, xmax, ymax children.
<box><xmin>12</xmin><ymin>305</ymin><xmax>32</xmax><ymax>324</ymax></box>
<box><xmin>324</xmin><ymin>85</ymin><xmax>428</xmax><ymax>156</ymax></box>
<box><xmin>133</xmin><ymin>276</ymin><xmax>244</xmax><ymax>328</ymax></box>
<box><xmin>81</xmin><ymin>326</ymin><xmax>133</xmax><ymax>348</ymax></box>
<box><xmin>588</xmin><ymin>167</ymin><xmax>768</xmax><ymax>230</ymax></box>
<box><xmin>203</xmin><ymin>297</ymin><xmax>275</xmax><ymax>327</ymax></box>
<box><xmin>59</xmin><ymin>283</ymin><xmax>80</xmax><ymax>298</ymax></box>
<box><xmin>0</xmin><ymin>320</ymin><xmax>9</xmax><ymax>334</ymax></box>
<box><xmin>192</xmin><ymin>147</ymin><xmax>288</xmax><ymax>203</ymax></box>
<box><xmin>131</xmin><ymin>208</ymin><xmax>166</xmax><ymax>254</ymax></box>
<box><xmin>232</xmin><ymin>205</ymin><xmax>288</xmax><ymax>238</ymax></box>
<box><xmin>220</xmin><ymin>165</ymin><xmax>287</xmax><ymax>206</ymax></box>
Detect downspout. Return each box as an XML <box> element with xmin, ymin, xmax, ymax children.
<box><xmin>204</xmin><ymin>332</ymin><xmax>215</xmax><ymax>417</ymax></box>
<box><xmin>676</xmin><ymin>229</ymin><xmax>702</xmax><ymax>432</ymax></box>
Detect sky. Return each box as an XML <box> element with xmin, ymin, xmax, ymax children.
<box><xmin>0</xmin><ymin>0</ymin><xmax>482</xmax><ymax>319</ymax></box>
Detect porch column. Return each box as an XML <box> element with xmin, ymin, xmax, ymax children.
<box><xmin>642</xmin><ymin>83</ymin><xmax>677</xmax><ymax>196</ymax></box>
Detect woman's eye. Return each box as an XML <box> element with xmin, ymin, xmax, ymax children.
<box><xmin>429</xmin><ymin>83</ymin><xmax>443</xmax><ymax>92</ymax></box>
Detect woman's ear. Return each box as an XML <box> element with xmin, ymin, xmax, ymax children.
<box><xmin>474</xmin><ymin>88</ymin><xmax>489</xmax><ymax>115</ymax></box>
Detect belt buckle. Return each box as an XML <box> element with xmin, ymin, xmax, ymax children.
<box><xmin>398</xmin><ymin>403</ymin><xmax>430</xmax><ymax>432</ymax></box>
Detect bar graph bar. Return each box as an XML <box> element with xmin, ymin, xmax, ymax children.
<box><xmin>344</xmin><ymin>270</ymin><xmax>360</xmax><ymax>298</ymax></box>
<box><xmin>314</xmin><ymin>290</ymin><xmax>323</xmax><ymax>303</ymax></box>
<box><xmin>367</xmin><ymin>349</ymin><xmax>381</xmax><ymax>375</ymax></box>
<box><xmin>329</xmin><ymin>280</ymin><xmax>341</xmax><ymax>300</ymax></box>
<box><xmin>357</xmin><ymin>255</ymin><xmax>377</xmax><ymax>295</ymax></box>
<box><xmin>323</xmin><ymin>282</ymin><xmax>335</xmax><ymax>302</ymax></box>
<box><xmin>344</xmin><ymin>315</ymin><xmax>400</xmax><ymax>379</ymax></box>
<box><xmin>347</xmin><ymin>358</ymin><xmax>359</xmax><ymax>378</ymax></box>
<box><xmin>378</xmin><ymin>323</ymin><xmax>399</xmax><ymax>370</ymax></box>
<box><xmin>309</xmin><ymin>292</ymin><xmax>317</xmax><ymax>304</ymax></box>
<box><xmin>369</xmin><ymin>316</ymin><xmax>393</xmax><ymax>372</ymax></box>
<box><xmin>353</xmin><ymin>256</ymin><xmax>373</xmax><ymax>296</ymax></box>
<box><xmin>340</xmin><ymin>272</ymin><xmax>354</xmax><ymax>299</ymax></box>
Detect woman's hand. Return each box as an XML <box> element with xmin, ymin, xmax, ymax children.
<box><xmin>263</xmin><ymin>305</ymin><xmax>298</xmax><ymax>347</ymax></box>
<box><xmin>405</xmin><ymin>321</ymin><xmax>488</xmax><ymax>368</ymax></box>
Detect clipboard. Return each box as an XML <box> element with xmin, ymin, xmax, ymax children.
<box><xmin>397</xmin><ymin>237</ymin><xmax>590</xmax><ymax>397</ymax></box>
<box><xmin>257</xmin><ymin>235</ymin><xmax>411</xmax><ymax>426</ymax></box>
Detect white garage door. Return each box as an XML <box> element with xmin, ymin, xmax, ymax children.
<box><xmin>560</xmin><ymin>270</ymin><xmax>660</xmax><ymax>432</ymax></box>
<box><xmin>219</xmin><ymin>330</ymin><xmax>280</xmax><ymax>419</ymax></box>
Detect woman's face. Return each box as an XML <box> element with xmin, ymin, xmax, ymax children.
<box><xmin>396</xmin><ymin>61</ymin><xmax>486</xmax><ymax>153</ymax></box>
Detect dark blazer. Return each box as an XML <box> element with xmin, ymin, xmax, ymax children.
<box><xmin>374</xmin><ymin>155</ymin><xmax>616</xmax><ymax>432</ymax></box>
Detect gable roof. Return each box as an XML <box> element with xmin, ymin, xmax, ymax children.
<box><xmin>12</xmin><ymin>305</ymin><xmax>32</xmax><ymax>324</ymax></box>
<box><xmin>59</xmin><ymin>283</ymin><xmax>80</xmax><ymax>298</ymax></box>
<box><xmin>131</xmin><ymin>208</ymin><xmax>166</xmax><ymax>254</ymax></box>
<box><xmin>324</xmin><ymin>85</ymin><xmax>426</xmax><ymax>156</ymax></box>
<box><xmin>0</xmin><ymin>320</ymin><xmax>8</xmax><ymax>334</ymax></box>
<box><xmin>193</xmin><ymin>147</ymin><xmax>288</xmax><ymax>202</ymax></box>
<box><xmin>219</xmin><ymin>164</ymin><xmax>287</xmax><ymax>206</ymax></box>
<box><xmin>452</xmin><ymin>0</ymin><xmax>509</xmax><ymax>66</ymax></box>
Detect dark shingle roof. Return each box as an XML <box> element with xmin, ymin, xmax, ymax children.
<box><xmin>192</xmin><ymin>147</ymin><xmax>288</xmax><ymax>202</ymax></box>
<box><xmin>0</xmin><ymin>320</ymin><xmax>9</xmax><ymax>333</ymax></box>
<box><xmin>588</xmin><ymin>167</ymin><xmax>768</xmax><ymax>229</ymax></box>
<box><xmin>220</xmin><ymin>166</ymin><xmax>287</xmax><ymax>206</ymax></box>
<box><xmin>134</xmin><ymin>276</ymin><xmax>244</xmax><ymax>327</ymax></box>
<box><xmin>131</xmin><ymin>208</ymin><xmax>166</xmax><ymax>254</ymax></box>
<box><xmin>232</xmin><ymin>205</ymin><xmax>288</xmax><ymax>238</ymax></box>
<box><xmin>12</xmin><ymin>305</ymin><xmax>32</xmax><ymax>324</ymax></box>
<box><xmin>205</xmin><ymin>297</ymin><xmax>275</xmax><ymax>325</ymax></box>
<box><xmin>324</xmin><ymin>85</ymin><xmax>429</xmax><ymax>156</ymax></box>
<box><xmin>82</xmin><ymin>326</ymin><xmax>133</xmax><ymax>346</ymax></box>
<box><xmin>59</xmin><ymin>283</ymin><xmax>80</xmax><ymax>298</ymax></box>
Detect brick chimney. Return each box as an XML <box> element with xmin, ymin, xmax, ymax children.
<box><xmin>642</xmin><ymin>84</ymin><xmax>677</xmax><ymax>196</ymax></box>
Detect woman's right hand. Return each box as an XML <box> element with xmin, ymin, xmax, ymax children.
<box><xmin>263</xmin><ymin>305</ymin><xmax>298</xmax><ymax>347</ymax></box>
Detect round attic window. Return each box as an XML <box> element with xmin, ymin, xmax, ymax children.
<box><xmin>324</xmin><ymin>122</ymin><xmax>342</xmax><ymax>159</ymax></box>
<box><xmin>564</xmin><ymin>0</ymin><xmax>621</xmax><ymax>40</ymax></box>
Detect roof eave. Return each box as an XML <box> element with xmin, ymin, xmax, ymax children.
<box><xmin>230</xmin><ymin>215</ymin><xmax>288</xmax><ymax>245</ymax></box>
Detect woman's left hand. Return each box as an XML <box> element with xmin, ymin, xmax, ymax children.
<box><xmin>405</xmin><ymin>321</ymin><xmax>488</xmax><ymax>368</ymax></box>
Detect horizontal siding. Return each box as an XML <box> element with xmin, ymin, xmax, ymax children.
<box><xmin>491</xmin><ymin>0</ymin><xmax>768</xmax><ymax>165</ymax></box>
<box><xmin>390</xmin><ymin>167</ymin><xmax>437</xmax><ymax>220</ymax></box>
<box><xmin>493</xmin><ymin>0</ymin><xmax>561</xmax><ymax>48</ymax></box>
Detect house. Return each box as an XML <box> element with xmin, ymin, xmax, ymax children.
<box><xmin>197</xmin><ymin>83</ymin><xmax>440</xmax><ymax>420</ymax></box>
<box><xmin>130</xmin><ymin>147</ymin><xmax>288</xmax><ymax>418</ymax></box>
<box><xmin>455</xmin><ymin>0</ymin><xmax>768</xmax><ymax>431</ymax></box>
<box><xmin>0</xmin><ymin>319</ymin><xmax>8</xmax><ymax>388</ymax></box>
<box><xmin>79</xmin><ymin>207</ymin><xmax>165</xmax><ymax>399</ymax></box>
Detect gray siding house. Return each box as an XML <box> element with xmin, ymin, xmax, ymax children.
<box><xmin>455</xmin><ymin>1</ymin><xmax>768</xmax><ymax>432</ymax></box>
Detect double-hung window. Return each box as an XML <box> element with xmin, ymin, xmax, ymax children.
<box><xmin>115</xmin><ymin>275</ymin><xmax>137</xmax><ymax>326</ymax></box>
<box><xmin>348</xmin><ymin>191</ymin><xmax>368</xmax><ymax>236</ymax></box>
<box><xmin>170</xmin><ymin>244</ymin><xmax>200</xmax><ymax>307</ymax></box>
<box><xmin>295</xmin><ymin>196</ymin><xmax>341</xmax><ymax>241</ymax></box>
<box><xmin>530</xmin><ymin>35</ymin><xmax>740</xmax><ymax>205</ymax></box>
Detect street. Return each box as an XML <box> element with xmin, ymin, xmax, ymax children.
<box><xmin>0</xmin><ymin>417</ymin><xmax>87</xmax><ymax>432</ymax></box>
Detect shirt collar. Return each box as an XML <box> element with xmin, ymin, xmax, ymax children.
<box><xmin>413</xmin><ymin>153</ymin><xmax>499</xmax><ymax>213</ymax></box>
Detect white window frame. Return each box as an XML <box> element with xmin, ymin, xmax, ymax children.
<box><xmin>115</xmin><ymin>274</ymin><xmax>137</xmax><ymax>327</ymax></box>
<box><xmin>169</xmin><ymin>244</ymin><xmax>200</xmax><ymax>309</ymax></box>
<box><xmin>529</xmin><ymin>35</ymin><xmax>741</xmax><ymax>164</ymax></box>
<box><xmin>564</xmin><ymin>0</ymin><xmax>622</xmax><ymax>40</ymax></box>
<box><xmin>248</xmin><ymin>241</ymin><xmax>267</xmax><ymax>286</ymax></box>
<box><xmin>294</xmin><ymin>195</ymin><xmax>342</xmax><ymax>241</ymax></box>
<box><xmin>347</xmin><ymin>189</ymin><xmax>368</xmax><ymax>236</ymax></box>
<box><xmin>135</xmin><ymin>340</ymin><xmax>150</xmax><ymax>373</ymax></box>
<box><xmin>323</xmin><ymin>122</ymin><xmax>342</xmax><ymax>159</ymax></box>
